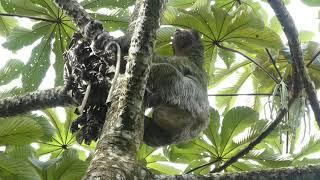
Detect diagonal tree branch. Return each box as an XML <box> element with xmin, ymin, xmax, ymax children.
<box><xmin>268</xmin><ymin>0</ymin><xmax>320</xmax><ymax>126</ymax></box>
<box><xmin>0</xmin><ymin>87</ymin><xmax>75</xmax><ymax>117</ymax></box>
<box><xmin>53</xmin><ymin>0</ymin><xmax>92</xmax><ymax>32</ymax></box>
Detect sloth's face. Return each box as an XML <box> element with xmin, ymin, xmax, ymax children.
<box><xmin>172</xmin><ymin>29</ymin><xmax>200</xmax><ymax>56</ymax></box>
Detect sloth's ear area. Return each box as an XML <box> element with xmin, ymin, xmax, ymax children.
<box><xmin>190</xmin><ymin>29</ymin><xmax>200</xmax><ymax>40</ymax></box>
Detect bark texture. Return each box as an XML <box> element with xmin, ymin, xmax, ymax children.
<box><xmin>0</xmin><ymin>87</ymin><xmax>74</xmax><ymax>117</ymax></box>
<box><xmin>84</xmin><ymin>0</ymin><xmax>166</xmax><ymax>179</ymax></box>
<box><xmin>53</xmin><ymin>0</ymin><xmax>91</xmax><ymax>32</ymax></box>
<box><xmin>268</xmin><ymin>0</ymin><xmax>320</xmax><ymax>125</ymax></box>
<box><xmin>155</xmin><ymin>165</ymin><xmax>320</xmax><ymax>180</ymax></box>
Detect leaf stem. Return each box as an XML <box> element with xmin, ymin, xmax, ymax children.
<box><xmin>208</xmin><ymin>93</ymin><xmax>273</xmax><ymax>96</ymax></box>
<box><xmin>0</xmin><ymin>13</ymin><xmax>57</xmax><ymax>23</ymax></box>
<box><xmin>306</xmin><ymin>50</ymin><xmax>320</xmax><ymax>67</ymax></box>
<box><xmin>217</xmin><ymin>43</ymin><xmax>280</xmax><ymax>84</ymax></box>
<box><xmin>266</xmin><ymin>48</ymin><xmax>283</xmax><ymax>80</ymax></box>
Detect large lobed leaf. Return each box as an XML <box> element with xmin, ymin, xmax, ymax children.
<box><xmin>1</xmin><ymin>0</ymin><xmax>75</xmax><ymax>90</ymax></box>
<box><xmin>46</xmin><ymin>149</ymin><xmax>88</xmax><ymax>180</ymax></box>
<box><xmin>0</xmin><ymin>114</ymin><xmax>54</xmax><ymax>145</ymax></box>
<box><xmin>0</xmin><ymin>59</ymin><xmax>24</xmax><ymax>86</ymax></box>
<box><xmin>0</xmin><ymin>3</ymin><xmax>18</xmax><ymax>37</ymax></box>
<box><xmin>165</xmin><ymin>107</ymin><xmax>267</xmax><ymax>173</ymax></box>
<box><xmin>0</xmin><ymin>153</ymin><xmax>40</xmax><ymax>180</ymax></box>
<box><xmin>1</xmin><ymin>0</ymin><xmax>49</xmax><ymax>17</ymax></box>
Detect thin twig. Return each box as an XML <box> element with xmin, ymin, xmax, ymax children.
<box><xmin>186</xmin><ymin>158</ymin><xmax>221</xmax><ymax>174</ymax></box>
<box><xmin>208</xmin><ymin>93</ymin><xmax>273</xmax><ymax>96</ymax></box>
<box><xmin>306</xmin><ymin>50</ymin><xmax>320</xmax><ymax>67</ymax></box>
<box><xmin>217</xmin><ymin>43</ymin><xmax>280</xmax><ymax>84</ymax></box>
<box><xmin>265</xmin><ymin>48</ymin><xmax>283</xmax><ymax>80</ymax></box>
<box><xmin>0</xmin><ymin>13</ymin><xmax>57</xmax><ymax>23</ymax></box>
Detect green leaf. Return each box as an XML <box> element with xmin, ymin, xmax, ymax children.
<box><xmin>0</xmin><ymin>153</ymin><xmax>40</xmax><ymax>180</ymax></box>
<box><xmin>168</xmin><ymin>138</ymin><xmax>216</xmax><ymax>164</ymax></box>
<box><xmin>2</xmin><ymin>22</ymin><xmax>53</xmax><ymax>52</ymax></box>
<box><xmin>293</xmin><ymin>157</ymin><xmax>320</xmax><ymax>166</ymax></box>
<box><xmin>155</xmin><ymin>26</ymin><xmax>176</xmax><ymax>56</ymax></box>
<box><xmin>227</xmin><ymin>27</ymin><xmax>281</xmax><ymax>48</ymax></box>
<box><xmin>162</xmin><ymin>4</ymin><xmax>215</xmax><ymax>39</ymax></box>
<box><xmin>30</xmin><ymin>0</ymin><xmax>59</xmax><ymax>18</ymax></box>
<box><xmin>22</xmin><ymin>33</ymin><xmax>53</xmax><ymax>92</ymax></box>
<box><xmin>219</xmin><ymin>107</ymin><xmax>259</xmax><ymax>156</ymax></box>
<box><xmin>215</xmin><ymin>67</ymin><xmax>252</xmax><ymax>111</ymax></box>
<box><xmin>184</xmin><ymin>158</ymin><xmax>211</xmax><ymax>175</ymax></box>
<box><xmin>46</xmin><ymin>149</ymin><xmax>88</xmax><ymax>180</ymax></box>
<box><xmin>294</xmin><ymin>136</ymin><xmax>320</xmax><ymax>161</ymax></box>
<box><xmin>204</xmin><ymin>108</ymin><xmax>221</xmax><ymax>154</ymax></box>
<box><xmin>209</xmin><ymin>61</ymin><xmax>250</xmax><ymax>88</ymax></box>
<box><xmin>269</xmin><ymin>16</ymin><xmax>282</xmax><ymax>34</ymax></box>
<box><xmin>246</xmin><ymin>149</ymin><xmax>292</xmax><ymax>168</ymax></box>
<box><xmin>0</xmin><ymin>59</ymin><xmax>24</xmax><ymax>86</ymax></box>
<box><xmin>299</xmin><ymin>30</ymin><xmax>315</xmax><ymax>43</ymax></box>
<box><xmin>0</xmin><ymin>87</ymin><xmax>24</xmax><ymax>98</ymax></box>
<box><xmin>301</xmin><ymin>0</ymin><xmax>320</xmax><ymax>6</ymax></box>
<box><xmin>162</xmin><ymin>0</ymin><xmax>282</xmax><ymax>81</ymax></box>
<box><xmin>36</xmin><ymin>143</ymin><xmax>62</xmax><ymax>158</ymax></box>
<box><xmin>167</xmin><ymin>0</ymin><xmax>197</xmax><ymax>8</ymax></box>
<box><xmin>81</xmin><ymin>0</ymin><xmax>135</xmax><ymax>9</ymax></box>
<box><xmin>218</xmin><ymin>48</ymin><xmax>235</xmax><ymax>68</ymax></box>
<box><xmin>29</xmin><ymin>157</ymin><xmax>58</xmax><ymax>179</ymax></box>
<box><xmin>228</xmin><ymin>160</ymin><xmax>261</xmax><ymax>172</ymax></box>
<box><xmin>63</xmin><ymin>107</ymin><xmax>78</xmax><ymax>143</ymax></box>
<box><xmin>5</xmin><ymin>145</ymin><xmax>36</xmax><ymax>161</ymax></box>
<box><xmin>147</xmin><ymin>162</ymin><xmax>182</xmax><ymax>175</ymax></box>
<box><xmin>36</xmin><ymin>108</ymin><xmax>79</xmax><ymax>158</ymax></box>
<box><xmin>1</xmin><ymin>2</ymin><xmax>74</xmax><ymax>89</ymax></box>
<box><xmin>0</xmin><ymin>116</ymin><xmax>44</xmax><ymax>145</ymax></box>
<box><xmin>137</xmin><ymin>144</ymin><xmax>156</xmax><ymax>163</ymax></box>
<box><xmin>52</xmin><ymin>24</ymin><xmax>70</xmax><ymax>87</ymax></box>
<box><xmin>1</xmin><ymin>0</ymin><xmax>49</xmax><ymax>17</ymax></box>
<box><xmin>32</xmin><ymin>115</ymin><xmax>55</xmax><ymax>141</ymax></box>
<box><xmin>0</xmin><ymin>4</ymin><xmax>18</xmax><ymax>37</ymax></box>
<box><xmin>92</xmin><ymin>8</ymin><xmax>129</xmax><ymax>31</ymax></box>
<box><xmin>43</xmin><ymin>109</ymin><xmax>68</xmax><ymax>144</ymax></box>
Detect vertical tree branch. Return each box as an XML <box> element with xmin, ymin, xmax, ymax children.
<box><xmin>268</xmin><ymin>0</ymin><xmax>320</xmax><ymax>124</ymax></box>
<box><xmin>84</xmin><ymin>0</ymin><xmax>166</xmax><ymax>179</ymax></box>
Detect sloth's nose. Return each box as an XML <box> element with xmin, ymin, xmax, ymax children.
<box><xmin>175</xmin><ymin>29</ymin><xmax>181</xmax><ymax>32</ymax></box>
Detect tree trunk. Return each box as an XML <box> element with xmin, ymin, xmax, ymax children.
<box><xmin>84</xmin><ymin>0</ymin><xmax>166</xmax><ymax>179</ymax></box>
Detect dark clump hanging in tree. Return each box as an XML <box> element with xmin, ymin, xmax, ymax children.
<box><xmin>63</xmin><ymin>33</ymin><xmax>117</xmax><ymax>145</ymax></box>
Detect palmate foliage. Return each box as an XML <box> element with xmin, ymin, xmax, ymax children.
<box><xmin>0</xmin><ymin>0</ymin><xmax>320</xmax><ymax>178</ymax></box>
